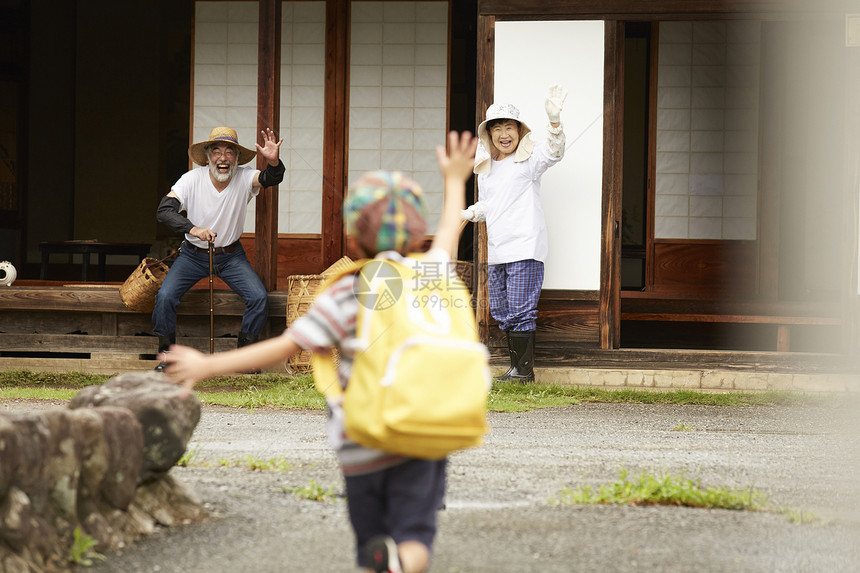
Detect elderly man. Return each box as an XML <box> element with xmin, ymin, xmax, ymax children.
<box><xmin>152</xmin><ymin>126</ymin><xmax>284</xmax><ymax>372</ymax></box>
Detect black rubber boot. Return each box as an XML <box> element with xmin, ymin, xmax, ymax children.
<box><xmin>494</xmin><ymin>331</ymin><xmax>517</xmax><ymax>381</ymax></box>
<box><xmin>507</xmin><ymin>331</ymin><xmax>535</xmax><ymax>383</ymax></box>
<box><xmin>237</xmin><ymin>331</ymin><xmax>261</xmax><ymax>373</ymax></box>
<box><xmin>153</xmin><ymin>333</ymin><xmax>175</xmax><ymax>373</ymax></box>
<box><xmin>237</xmin><ymin>331</ymin><xmax>259</xmax><ymax>348</ymax></box>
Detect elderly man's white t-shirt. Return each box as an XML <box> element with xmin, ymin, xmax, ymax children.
<box><xmin>171</xmin><ymin>166</ymin><xmax>259</xmax><ymax>249</ymax></box>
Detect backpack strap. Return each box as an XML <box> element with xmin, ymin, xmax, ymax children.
<box><xmin>307</xmin><ymin>253</ymin><xmax>439</xmax><ymax>399</ymax></box>
<box><xmin>308</xmin><ymin>259</ymin><xmax>370</xmax><ymax>399</ymax></box>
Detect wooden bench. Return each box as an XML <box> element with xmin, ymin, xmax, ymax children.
<box><xmin>0</xmin><ymin>284</ymin><xmax>289</xmax><ymax>365</ymax></box>
<box><xmin>621</xmin><ymin>298</ymin><xmax>841</xmax><ymax>352</ymax></box>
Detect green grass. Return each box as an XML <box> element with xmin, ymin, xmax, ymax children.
<box><xmin>198</xmin><ymin>374</ymin><xmax>325</xmax><ymax>410</ymax></box>
<box><xmin>0</xmin><ymin>386</ymin><xmax>80</xmax><ymax>401</ymax></box>
<box><xmin>176</xmin><ymin>446</ymin><xmax>294</xmax><ymax>471</ymax></box>
<box><xmin>0</xmin><ymin>369</ymin><xmax>840</xmax><ymax>411</ymax></box>
<box><xmin>0</xmin><ymin>370</ymin><xmax>326</xmax><ymax>410</ymax></box>
<box><xmin>486</xmin><ymin>380</ymin><xmax>827</xmax><ymax>412</ymax></box>
<box><xmin>552</xmin><ymin>470</ymin><xmax>769</xmax><ymax>511</ymax></box>
<box><xmin>0</xmin><ymin>369</ymin><xmax>111</xmax><ymax>388</ymax></box>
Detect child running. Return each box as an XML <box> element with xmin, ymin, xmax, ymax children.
<box><xmin>161</xmin><ymin>130</ymin><xmax>479</xmax><ymax>573</ymax></box>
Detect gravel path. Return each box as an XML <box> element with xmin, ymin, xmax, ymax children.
<box><xmin>67</xmin><ymin>401</ymin><xmax>860</xmax><ymax>572</ymax></box>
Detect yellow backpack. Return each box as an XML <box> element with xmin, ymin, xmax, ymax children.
<box><xmin>311</xmin><ymin>254</ymin><xmax>491</xmax><ymax>460</ymax></box>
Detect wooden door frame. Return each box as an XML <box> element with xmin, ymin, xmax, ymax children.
<box><xmin>254</xmin><ymin>0</ymin><xmax>282</xmax><ymax>291</ymax></box>
<box><xmin>321</xmin><ymin>0</ymin><xmax>349</xmax><ymax>270</ymax></box>
<box><xmin>474</xmin><ymin>0</ymin><xmax>859</xmax><ymax>351</ymax></box>
<box><xmin>602</xmin><ymin>20</ymin><xmax>623</xmax><ymax>348</ymax></box>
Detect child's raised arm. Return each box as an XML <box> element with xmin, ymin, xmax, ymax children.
<box><xmin>432</xmin><ymin>131</ymin><xmax>478</xmax><ymax>258</ymax></box>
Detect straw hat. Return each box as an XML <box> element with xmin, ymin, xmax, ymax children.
<box><xmin>188</xmin><ymin>127</ymin><xmax>257</xmax><ymax>166</ymax></box>
<box><xmin>474</xmin><ymin>103</ymin><xmax>535</xmax><ymax>174</ymax></box>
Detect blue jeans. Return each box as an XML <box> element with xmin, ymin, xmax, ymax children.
<box><xmin>152</xmin><ymin>242</ymin><xmax>269</xmax><ymax>337</ymax></box>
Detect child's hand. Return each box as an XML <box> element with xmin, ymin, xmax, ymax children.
<box><xmin>545</xmin><ymin>85</ymin><xmax>568</xmax><ymax>124</ymax></box>
<box><xmin>160</xmin><ymin>345</ymin><xmax>209</xmax><ymax>397</ymax></box>
<box><xmin>432</xmin><ymin>131</ymin><xmax>478</xmax><ymax>257</ymax></box>
<box><xmin>436</xmin><ymin>131</ymin><xmax>478</xmax><ymax>182</ymax></box>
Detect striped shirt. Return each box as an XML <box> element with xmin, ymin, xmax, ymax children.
<box><xmin>286</xmin><ymin>248</ymin><xmax>453</xmax><ymax>476</ymax></box>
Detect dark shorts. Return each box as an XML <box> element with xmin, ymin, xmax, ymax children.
<box><xmin>345</xmin><ymin>457</ymin><xmax>448</xmax><ymax>567</ymax></box>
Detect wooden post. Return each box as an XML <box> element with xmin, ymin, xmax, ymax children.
<box><xmin>599</xmin><ymin>20</ymin><xmax>623</xmax><ymax>350</ymax></box>
<box><xmin>255</xmin><ymin>0</ymin><xmax>282</xmax><ymax>291</ymax></box>
<box><xmin>321</xmin><ymin>0</ymin><xmax>349</xmax><ymax>269</ymax></box>
<box><xmin>474</xmin><ymin>13</ymin><xmax>494</xmax><ymax>345</ymax></box>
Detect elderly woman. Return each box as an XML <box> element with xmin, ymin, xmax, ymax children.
<box><xmin>464</xmin><ymin>85</ymin><xmax>568</xmax><ymax>382</ymax></box>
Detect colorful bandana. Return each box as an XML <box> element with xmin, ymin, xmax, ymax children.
<box><xmin>344</xmin><ymin>171</ymin><xmax>428</xmax><ymax>255</ymax></box>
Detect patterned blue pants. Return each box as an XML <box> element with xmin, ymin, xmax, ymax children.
<box><xmin>488</xmin><ymin>259</ymin><xmax>544</xmax><ymax>332</ymax></box>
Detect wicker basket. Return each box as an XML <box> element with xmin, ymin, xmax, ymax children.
<box><xmin>455</xmin><ymin>260</ymin><xmax>474</xmax><ymax>293</ymax></box>
<box><xmin>119</xmin><ymin>257</ymin><xmax>169</xmax><ymax>312</ymax></box>
<box><xmin>286</xmin><ymin>256</ymin><xmax>354</xmax><ymax>371</ymax></box>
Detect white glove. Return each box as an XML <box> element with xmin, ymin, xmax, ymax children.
<box><xmin>545</xmin><ymin>84</ymin><xmax>568</xmax><ymax>124</ymax></box>
<box><xmin>461</xmin><ymin>202</ymin><xmax>486</xmax><ymax>223</ymax></box>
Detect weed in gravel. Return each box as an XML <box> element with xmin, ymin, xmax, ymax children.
<box><xmin>68</xmin><ymin>527</ymin><xmax>106</xmax><ymax>566</ymax></box>
<box><xmin>671</xmin><ymin>423</ymin><xmax>696</xmax><ymax>431</ymax></box>
<box><xmin>552</xmin><ymin>470</ymin><xmax>769</xmax><ymax>511</ymax></box>
<box><xmin>176</xmin><ymin>446</ymin><xmax>212</xmax><ymax>468</ymax></box>
<box><xmin>290</xmin><ymin>480</ymin><xmax>339</xmax><ymax>502</ymax></box>
<box><xmin>217</xmin><ymin>455</ymin><xmax>293</xmax><ymax>471</ymax></box>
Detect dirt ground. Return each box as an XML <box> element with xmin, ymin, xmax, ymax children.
<box><xmin>50</xmin><ymin>399</ymin><xmax>860</xmax><ymax>573</ymax></box>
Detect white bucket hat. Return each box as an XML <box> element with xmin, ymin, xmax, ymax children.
<box><xmin>474</xmin><ymin>102</ymin><xmax>535</xmax><ymax>174</ymax></box>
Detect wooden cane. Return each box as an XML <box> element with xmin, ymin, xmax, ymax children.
<box><xmin>457</xmin><ymin>218</ymin><xmax>469</xmax><ymax>236</ymax></box>
<box><xmin>208</xmin><ymin>241</ymin><xmax>214</xmax><ymax>354</ymax></box>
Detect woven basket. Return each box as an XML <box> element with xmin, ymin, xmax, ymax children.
<box><xmin>119</xmin><ymin>257</ymin><xmax>169</xmax><ymax>312</ymax></box>
<box><xmin>455</xmin><ymin>260</ymin><xmax>474</xmax><ymax>293</ymax></box>
<box><xmin>286</xmin><ymin>256</ymin><xmax>354</xmax><ymax>371</ymax></box>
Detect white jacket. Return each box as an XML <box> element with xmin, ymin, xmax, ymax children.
<box><xmin>476</xmin><ymin>128</ymin><xmax>565</xmax><ymax>265</ymax></box>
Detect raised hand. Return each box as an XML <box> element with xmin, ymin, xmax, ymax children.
<box><xmin>545</xmin><ymin>85</ymin><xmax>568</xmax><ymax>124</ymax></box>
<box><xmin>436</xmin><ymin>130</ymin><xmax>478</xmax><ymax>182</ymax></box>
<box><xmin>256</xmin><ymin>128</ymin><xmax>283</xmax><ymax>166</ymax></box>
<box><xmin>433</xmin><ymin>131</ymin><xmax>478</xmax><ymax>257</ymax></box>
